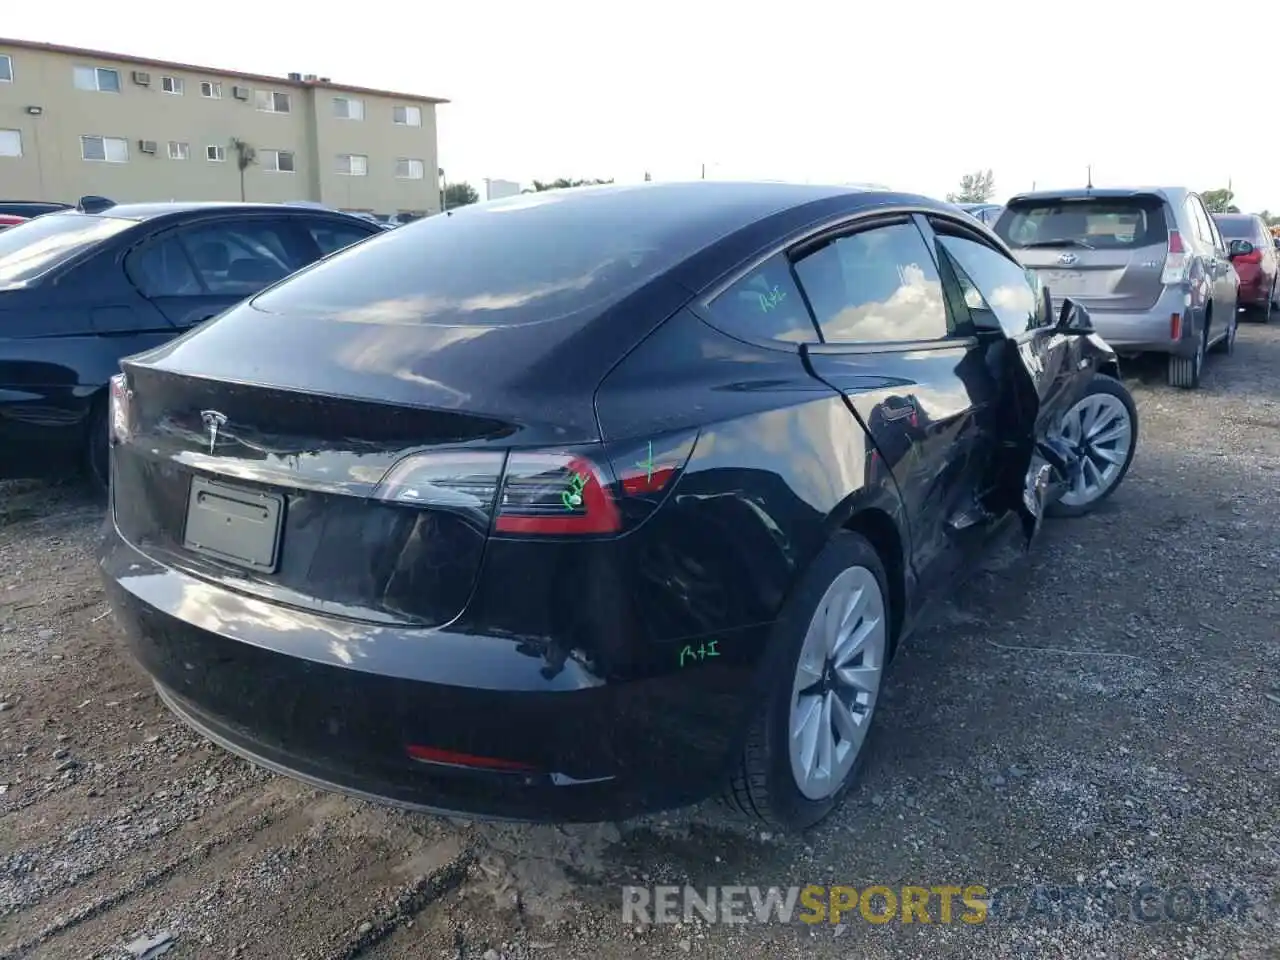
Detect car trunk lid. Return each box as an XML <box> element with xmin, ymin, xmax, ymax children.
<box><xmin>995</xmin><ymin>194</ymin><xmax>1171</xmax><ymax>313</ymax></box>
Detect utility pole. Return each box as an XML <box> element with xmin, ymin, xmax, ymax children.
<box><xmin>701</xmin><ymin>163</ymin><xmax>705</xmax><ymax>180</ymax></box>
<box><xmin>439</xmin><ymin>167</ymin><xmax>448</xmax><ymax>213</ymax></box>
<box><xmin>1086</xmin><ymin>165</ymin><xmax>1093</xmax><ymax>189</ymax></box>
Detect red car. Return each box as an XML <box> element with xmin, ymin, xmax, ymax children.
<box><xmin>0</xmin><ymin>214</ymin><xmax>27</xmax><ymax>232</ymax></box>
<box><xmin>1214</xmin><ymin>213</ymin><xmax>1278</xmax><ymax>323</ymax></box>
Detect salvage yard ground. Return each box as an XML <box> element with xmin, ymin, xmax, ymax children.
<box><xmin>2</xmin><ymin>326</ymin><xmax>1278</xmax><ymax>960</ymax></box>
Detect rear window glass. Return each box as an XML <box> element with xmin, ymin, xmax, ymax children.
<box><xmin>250</xmin><ymin>188</ymin><xmax>744</xmax><ymax>327</ymax></box>
<box><xmin>0</xmin><ymin>213</ymin><xmax>136</xmax><ymax>284</ymax></box>
<box><xmin>996</xmin><ymin>198</ymin><xmax>1168</xmax><ymax>250</ymax></box>
<box><xmin>1212</xmin><ymin>216</ymin><xmax>1258</xmax><ymax>240</ymax></box>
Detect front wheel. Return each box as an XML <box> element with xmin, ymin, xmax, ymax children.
<box><xmin>1046</xmin><ymin>373</ymin><xmax>1138</xmax><ymax>518</ymax></box>
<box><xmin>724</xmin><ymin>531</ymin><xmax>890</xmax><ymax>831</ymax></box>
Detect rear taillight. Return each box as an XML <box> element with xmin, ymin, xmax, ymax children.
<box><xmin>108</xmin><ymin>373</ymin><xmax>134</xmax><ymax>444</ymax></box>
<box><xmin>1162</xmin><ymin>229</ymin><xmax>1188</xmax><ymax>284</ymax></box>
<box><xmin>1236</xmin><ymin>250</ymin><xmax>1263</xmax><ymax>265</ymax></box>
<box><xmin>370</xmin><ymin>428</ymin><xmax>700</xmax><ymax>539</ymax></box>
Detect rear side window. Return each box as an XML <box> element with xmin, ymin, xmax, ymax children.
<box><xmin>997</xmin><ymin>197</ymin><xmax>1168</xmax><ymax>250</ymax></box>
<box><xmin>792</xmin><ymin>222</ymin><xmax>949</xmax><ymax>343</ymax></box>
<box><xmin>704</xmin><ymin>254</ymin><xmax>816</xmax><ymax>344</ymax></box>
<box><xmin>0</xmin><ymin>213</ymin><xmax>135</xmax><ymax>284</ymax></box>
<box><xmin>936</xmin><ymin>233</ymin><xmax>1047</xmax><ymax>336</ymax></box>
<box><xmin>176</xmin><ymin>219</ymin><xmax>305</xmax><ymax>296</ymax></box>
<box><xmin>126</xmin><ymin>236</ymin><xmax>202</xmax><ymax>297</ymax></box>
<box><xmin>1213</xmin><ymin>215</ymin><xmax>1255</xmax><ymax>240</ymax></box>
<box><xmin>307</xmin><ymin>220</ymin><xmax>375</xmax><ymax>256</ymax></box>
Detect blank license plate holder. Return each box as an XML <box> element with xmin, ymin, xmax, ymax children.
<box><xmin>183</xmin><ymin>476</ymin><xmax>285</xmax><ymax>573</ymax></box>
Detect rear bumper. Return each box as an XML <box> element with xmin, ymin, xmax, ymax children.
<box><xmin>99</xmin><ymin>524</ymin><xmax>767</xmax><ymax>822</ymax></box>
<box><xmin>1078</xmin><ymin>288</ymin><xmax>1199</xmax><ymax>357</ymax></box>
<box><xmin>1236</xmin><ymin>277</ymin><xmax>1270</xmax><ymax>306</ymax></box>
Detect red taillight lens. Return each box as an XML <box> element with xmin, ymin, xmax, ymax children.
<box><xmin>108</xmin><ymin>373</ymin><xmax>133</xmax><ymax>444</ymax></box>
<box><xmin>371</xmin><ymin>429</ymin><xmax>700</xmax><ymax>539</ymax></box>
<box><xmin>1167</xmin><ymin>229</ymin><xmax>1185</xmax><ymax>254</ymax></box>
<box><xmin>1162</xmin><ymin>230</ymin><xmax>1188</xmax><ymax>284</ymax></box>
<box><xmin>1236</xmin><ymin>250</ymin><xmax>1263</xmax><ymax>265</ymax></box>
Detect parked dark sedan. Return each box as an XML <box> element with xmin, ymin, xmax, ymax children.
<box><xmin>100</xmin><ymin>182</ymin><xmax>1138</xmax><ymax>830</ymax></box>
<box><xmin>0</xmin><ymin>201</ymin><xmax>381</xmax><ymax>486</ymax></box>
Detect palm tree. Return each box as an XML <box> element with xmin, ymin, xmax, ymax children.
<box><xmin>230</xmin><ymin>138</ymin><xmax>256</xmax><ymax>201</ymax></box>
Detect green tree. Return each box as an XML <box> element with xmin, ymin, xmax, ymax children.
<box><xmin>527</xmin><ymin>177</ymin><xmax>614</xmax><ymax>192</ymax></box>
<box><xmin>442</xmin><ymin>182</ymin><xmax>479</xmax><ymax>208</ymax></box>
<box><xmin>230</xmin><ymin>138</ymin><xmax>256</xmax><ymax>202</ymax></box>
<box><xmin>1201</xmin><ymin>188</ymin><xmax>1239</xmax><ymax>214</ymax></box>
<box><xmin>946</xmin><ymin>169</ymin><xmax>995</xmax><ymax>204</ymax></box>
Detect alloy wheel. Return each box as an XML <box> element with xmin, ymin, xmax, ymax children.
<box><xmin>1055</xmin><ymin>392</ymin><xmax>1135</xmax><ymax>509</ymax></box>
<box><xmin>788</xmin><ymin>565</ymin><xmax>886</xmax><ymax>801</ymax></box>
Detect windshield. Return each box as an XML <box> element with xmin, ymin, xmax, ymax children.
<box><xmin>996</xmin><ymin>197</ymin><xmax>1168</xmax><ymax>250</ymax></box>
<box><xmin>0</xmin><ymin>213</ymin><xmax>137</xmax><ymax>284</ymax></box>
<box><xmin>250</xmin><ymin>187</ymin><xmax>741</xmax><ymax>327</ymax></box>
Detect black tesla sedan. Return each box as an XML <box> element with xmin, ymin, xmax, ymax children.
<box><xmin>100</xmin><ymin>182</ymin><xmax>1138</xmax><ymax>830</ymax></box>
<box><xmin>0</xmin><ymin>201</ymin><xmax>381</xmax><ymax>487</ymax></box>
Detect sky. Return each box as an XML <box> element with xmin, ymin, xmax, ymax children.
<box><xmin>7</xmin><ymin>1</ymin><xmax>1280</xmax><ymax>212</ymax></box>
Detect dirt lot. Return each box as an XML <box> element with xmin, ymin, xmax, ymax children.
<box><xmin>2</xmin><ymin>324</ymin><xmax>1278</xmax><ymax>960</ymax></box>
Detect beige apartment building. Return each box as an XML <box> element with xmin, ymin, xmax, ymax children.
<box><xmin>0</xmin><ymin>38</ymin><xmax>446</xmax><ymax>217</ymax></box>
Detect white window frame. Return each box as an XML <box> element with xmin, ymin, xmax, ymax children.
<box><xmin>73</xmin><ymin>65</ymin><xmax>121</xmax><ymax>93</ymax></box>
<box><xmin>395</xmin><ymin>158</ymin><xmax>425</xmax><ymax>180</ymax></box>
<box><xmin>199</xmin><ymin>80</ymin><xmax>222</xmax><ymax>99</ymax></box>
<box><xmin>81</xmin><ymin>135</ymin><xmax>129</xmax><ymax>163</ymax></box>
<box><xmin>335</xmin><ymin>154</ymin><xmax>368</xmax><ymax>177</ymax></box>
<box><xmin>206</xmin><ymin>144</ymin><xmax>226</xmax><ymax>162</ymax></box>
<box><xmin>262</xmin><ymin>149</ymin><xmax>295</xmax><ymax>173</ymax></box>
<box><xmin>160</xmin><ymin>75</ymin><xmax>184</xmax><ymax>95</ymax></box>
<box><xmin>393</xmin><ymin>105</ymin><xmax>422</xmax><ymax>127</ymax></box>
<box><xmin>0</xmin><ymin>54</ymin><xmax>12</xmax><ymax>83</ymax></box>
<box><xmin>167</xmin><ymin>141</ymin><xmax>190</xmax><ymax>160</ymax></box>
<box><xmin>255</xmin><ymin>89</ymin><xmax>292</xmax><ymax>114</ymax></box>
<box><xmin>333</xmin><ymin>96</ymin><xmax>365</xmax><ymax>121</ymax></box>
<box><xmin>0</xmin><ymin>129</ymin><xmax>21</xmax><ymax>158</ymax></box>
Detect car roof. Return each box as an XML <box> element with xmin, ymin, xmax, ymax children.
<box><xmin>1006</xmin><ymin>187</ymin><xmax>1188</xmax><ymax>204</ymax></box>
<box><xmin>461</xmin><ymin>180</ymin><xmax>956</xmax><ymax>236</ymax></box>
<box><xmin>71</xmin><ymin>201</ymin><xmax>359</xmax><ymax>222</ymax></box>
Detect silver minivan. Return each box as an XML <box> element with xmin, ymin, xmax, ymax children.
<box><xmin>993</xmin><ymin>188</ymin><xmax>1239</xmax><ymax>389</ymax></box>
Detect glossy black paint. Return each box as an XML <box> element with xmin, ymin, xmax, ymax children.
<box><xmin>101</xmin><ymin>182</ymin><xmax>1124</xmax><ymax>822</ymax></box>
<box><xmin>0</xmin><ymin>203</ymin><xmax>381</xmax><ymax>480</ymax></box>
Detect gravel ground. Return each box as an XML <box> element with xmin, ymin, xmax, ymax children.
<box><xmin>1</xmin><ymin>323</ymin><xmax>1278</xmax><ymax>960</ymax></box>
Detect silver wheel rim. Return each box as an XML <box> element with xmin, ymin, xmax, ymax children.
<box><xmin>788</xmin><ymin>566</ymin><xmax>886</xmax><ymax>801</ymax></box>
<box><xmin>1055</xmin><ymin>392</ymin><xmax>1133</xmax><ymax>508</ymax></box>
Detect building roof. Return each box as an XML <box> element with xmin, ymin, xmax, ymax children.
<box><xmin>0</xmin><ymin>36</ymin><xmax>449</xmax><ymax>105</ymax></box>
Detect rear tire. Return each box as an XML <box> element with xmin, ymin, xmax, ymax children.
<box><xmin>1045</xmin><ymin>373</ymin><xmax>1138</xmax><ymax>518</ymax></box>
<box><xmin>1211</xmin><ymin>309</ymin><xmax>1237</xmax><ymax>355</ymax></box>
<box><xmin>1167</xmin><ymin>320</ymin><xmax>1206</xmax><ymax>389</ymax></box>
<box><xmin>724</xmin><ymin>531</ymin><xmax>890</xmax><ymax>832</ymax></box>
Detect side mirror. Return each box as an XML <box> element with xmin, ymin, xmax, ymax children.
<box><xmin>1228</xmin><ymin>239</ymin><xmax>1254</xmax><ymax>259</ymax></box>
<box><xmin>1273</xmin><ymin>237</ymin><xmax>1280</xmax><ymax>251</ymax></box>
<box><xmin>1056</xmin><ymin>297</ymin><xmax>1094</xmax><ymax>334</ymax></box>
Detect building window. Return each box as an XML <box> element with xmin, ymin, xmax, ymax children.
<box><xmin>0</xmin><ymin>129</ymin><xmax>21</xmax><ymax>157</ymax></box>
<box><xmin>395</xmin><ymin>158</ymin><xmax>425</xmax><ymax>180</ymax></box>
<box><xmin>335</xmin><ymin>154</ymin><xmax>368</xmax><ymax>176</ymax></box>
<box><xmin>167</xmin><ymin>141</ymin><xmax>190</xmax><ymax>160</ymax></box>
<box><xmin>333</xmin><ymin>97</ymin><xmax>364</xmax><ymax>120</ymax></box>
<box><xmin>392</xmin><ymin>105</ymin><xmax>422</xmax><ymax>127</ymax></box>
<box><xmin>206</xmin><ymin>144</ymin><xmax>226</xmax><ymax>162</ymax></box>
<box><xmin>161</xmin><ymin>75</ymin><xmax>184</xmax><ymax>95</ymax></box>
<box><xmin>255</xmin><ymin>90</ymin><xmax>291</xmax><ymax>113</ymax></box>
<box><xmin>0</xmin><ymin>54</ymin><xmax>12</xmax><ymax>83</ymax></box>
<box><xmin>81</xmin><ymin>135</ymin><xmax>129</xmax><ymax>163</ymax></box>
<box><xmin>200</xmin><ymin>80</ymin><xmax>222</xmax><ymax>99</ymax></box>
<box><xmin>262</xmin><ymin>149</ymin><xmax>295</xmax><ymax>173</ymax></box>
<box><xmin>73</xmin><ymin>66</ymin><xmax>121</xmax><ymax>93</ymax></box>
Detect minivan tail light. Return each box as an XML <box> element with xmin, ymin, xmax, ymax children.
<box><xmin>1162</xmin><ymin>229</ymin><xmax>1188</xmax><ymax>284</ymax></box>
<box><xmin>108</xmin><ymin>373</ymin><xmax>134</xmax><ymax>444</ymax></box>
<box><xmin>1236</xmin><ymin>249</ymin><xmax>1263</xmax><ymax>265</ymax></box>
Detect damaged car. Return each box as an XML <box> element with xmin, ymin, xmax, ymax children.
<box><xmin>99</xmin><ymin>182</ymin><xmax>1139</xmax><ymax>831</ymax></box>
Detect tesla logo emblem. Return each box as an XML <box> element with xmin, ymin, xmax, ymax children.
<box><xmin>1057</xmin><ymin>252</ymin><xmax>1079</xmax><ymax>265</ymax></box>
<box><xmin>200</xmin><ymin>410</ymin><xmax>228</xmax><ymax>454</ymax></box>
